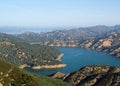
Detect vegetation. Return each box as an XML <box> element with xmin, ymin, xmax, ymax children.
<box><xmin>0</xmin><ymin>60</ymin><xmax>70</xmax><ymax>86</ymax></box>
<box><xmin>0</xmin><ymin>33</ymin><xmax>63</xmax><ymax>68</ymax></box>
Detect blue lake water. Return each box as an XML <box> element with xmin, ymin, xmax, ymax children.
<box><xmin>25</xmin><ymin>47</ymin><xmax>120</xmax><ymax>75</ymax></box>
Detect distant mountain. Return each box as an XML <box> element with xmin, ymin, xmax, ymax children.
<box><xmin>0</xmin><ymin>32</ymin><xmax>24</xmax><ymax>42</ymax></box>
<box><xmin>17</xmin><ymin>25</ymin><xmax>120</xmax><ymax>43</ymax></box>
<box><xmin>0</xmin><ymin>60</ymin><xmax>70</xmax><ymax>86</ymax></box>
<box><xmin>50</xmin><ymin>65</ymin><xmax>120</xmax><ymax>86</ymax></box>
<box><xmin>17</xmin><ymin>25</ymin><xmax>120</xmax><ymax>58</ymax></box>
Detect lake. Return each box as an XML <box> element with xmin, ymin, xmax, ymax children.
<box><xmin>25</xmin><ymin>47</ymin><xmax>120</xmax><ymax>75</ymax></box>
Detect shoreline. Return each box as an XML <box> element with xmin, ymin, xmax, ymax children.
<box><xmin>19</xmin><ymin>64</ymin><xmax>28</xmax><ymax>69</ymax></box>
<box><xmin>32</xmin><ymin>64</ymin><xmax>66</xmax><ymax>69</ymax></box>
<box><xmin>56</xmin><ymin>53</ymin><xmax>64</xmax><ymax>61</ymax></box>
<box><xmin>19</xmin><ymin>64</ymin><xmax>66</xmax><ymax>69</ymax></box>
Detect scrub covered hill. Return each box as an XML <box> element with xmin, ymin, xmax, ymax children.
<box><xmin>0</xmin><ymin>60</ymin><xmax>70</xmax><ymax>86</ymax></box>
<box><xmin>0</xmin><ymin>33</ymin><xmax>65</xmax><ymax>69</ymax></box>
<box><xmin>51</xmin><ymin>65</ymin><xmax>120</xmax><ymax>86</ymax></box>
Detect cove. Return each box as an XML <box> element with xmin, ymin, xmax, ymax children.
<box><xmin>25</xmin><ymin>47</ymin><xmax>120</xmax><ymax>75</ymax></box>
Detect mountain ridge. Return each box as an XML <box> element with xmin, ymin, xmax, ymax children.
<box><xmin>17</xmin><ymin>25</ymin><xmax>120</xmax><ymax>43</ymax></box>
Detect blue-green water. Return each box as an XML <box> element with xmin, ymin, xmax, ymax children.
<box><xmin>25</xmin><ymin>47</ymin><xmax>120</xmax><ymax>75</ymax></box>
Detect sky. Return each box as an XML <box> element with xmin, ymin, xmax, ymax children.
<box><xmin>0</xmin><ymin>0</ymin><xmax>120</xmax><ymax>29</ymax></box>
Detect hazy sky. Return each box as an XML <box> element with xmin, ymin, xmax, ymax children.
<box><xmin>0</xmin><ymin>0</ymin><xmax>120</xmax><ymax>27</ymax></box>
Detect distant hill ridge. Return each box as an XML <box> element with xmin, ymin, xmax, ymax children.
<box><xmin>17</xmin><ymin>25</ymin><xmax>120</xmax><ymax>43</ymax></box>
<box><xmin>16</xmin><ymin>25</ymin><xmax>120</xmax><ymax>58</ymax></box>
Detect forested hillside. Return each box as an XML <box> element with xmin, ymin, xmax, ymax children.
<box><xmin>0</xmin><ymin>33</ymin><xmax>65</xmax><ymax>69</ymax></box>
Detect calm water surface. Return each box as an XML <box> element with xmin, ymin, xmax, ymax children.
<box><xmin>25</xmin><ymin>47</ymin><xmax>120</xmax><ymax>75</ymax></box>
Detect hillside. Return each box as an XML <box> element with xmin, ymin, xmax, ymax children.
<box><xmin>0</xmin><ymin>60</ymin><xmax>70</xmax><ymax>86</ymax></box>
<box><xmin>0</xmin><ymin>33</ymin><xmax>66</xmax><ymax>69</ymax></box>
<box><xmin>51</xmin><ymin>65</ymin><xmax>120</xmax><ymax>86</ymax></box>
<box><xmin>17</xmin><ymin>25</ymin><xmax>120</xmax><ymax>58</ymax></box>
<box><xmin>79</xmin><ymin>28</ymin><xmax>120</xmax><ymax>57</ymax></box>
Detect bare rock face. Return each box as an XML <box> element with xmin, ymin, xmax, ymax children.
<box><xmin>51</xmin><ymin>65</ymin><xmax>120</xmax><ymax>86</ymax></box>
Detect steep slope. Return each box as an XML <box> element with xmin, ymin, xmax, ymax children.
<box><xmin>0</xmin><ymin>60</ymin><xmax>70</xmax><ymax>86</ymax></box>
<box><xmin>51</xmin><ymin>65</ymin><xmax>120</xmax><ymax>86</ymax></box>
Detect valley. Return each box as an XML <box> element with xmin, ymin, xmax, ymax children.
<box><xmin>0</xmin><ymin>25</ymin><xmax>119</xmax><ymax>86</ymax></box>
<box><xmin>0</xmin><ymin>0</ymin><xmax>120</xmax><ymax>85</ymax></box>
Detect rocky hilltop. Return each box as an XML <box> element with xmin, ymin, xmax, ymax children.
<box><xmin>51</xmin><ymin>65</ymin><xmax>120</xmax><ymax>86</ymax></box>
